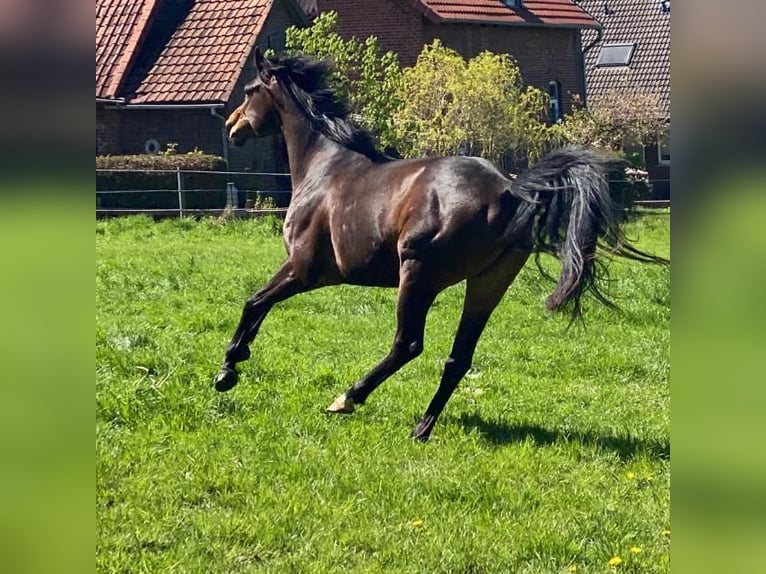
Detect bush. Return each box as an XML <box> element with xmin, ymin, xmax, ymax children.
<box><xmin>96</xmin><ymin>148</ymin><xmax>228</xmax><ymax>210</ymax></box>
<box><xmin>285</xmin><ymin>12</ymin><xmax>403</xmax><ymax>150</ymax></box>
<box><xmin>607</xmin><ymin>165</ymin><xmax>652</xmax><ymax>218</ymax></box>
<box><xmin>391</xmin><ymin>41</ymin><xmax>553</xmax><ymax>165</ymax></box>
<box><xmin>95</xmin><ymin>149</ymin><xmax>225</xmax><ymax>172</ymax></box>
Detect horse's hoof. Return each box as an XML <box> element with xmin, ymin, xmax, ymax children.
<box><xmin>411</xmin><ymin>432</ymin><xmax>431</xmax><ymax>443</ymax></box>
<box><xmin>326</xmin><ymin>393</ymin><xmax>355</xmax><ymax>414</ymax></box>
<box><xmin>410</xmin><ymin>418</ymin><xmax>434</xmax><ymax>442</ymax></box>
<box><xmin>214</xmin><ymin>367</ymin><xmax>238</xmax><ymax>392</ymax></box>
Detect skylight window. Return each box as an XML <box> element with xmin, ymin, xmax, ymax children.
<box><xmin>596</xmin><ymin>43</ymin><xmax>635</xmax><ymax>67</ymax></box>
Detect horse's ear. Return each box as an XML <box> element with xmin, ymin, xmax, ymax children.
<box><xmin>254</xmin><ymin>46</ymin><xmax>273</xmax><ymax>82</ymax></box>
<box><xmin>254</xmin><ymin>46</ymin><xmax>265</xmax><ymax>71</ymax></box>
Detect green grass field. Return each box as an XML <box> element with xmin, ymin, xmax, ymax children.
<box><xmin>96</xmin><ymin>212</ymin><xmax>670</xmax><ymax>573</ymax></box>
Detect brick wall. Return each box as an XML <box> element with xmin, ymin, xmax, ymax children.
<box><xmin>312</xmin><ymin>2</ymin><xmax>585</xmax><ymax>112</ymax></box>
<box><xmin>425</xmin><ymin>23</ymin><xmax>585</xmax><ymax>114</ymax></box>
<box><xmin>96</xmin><ymin>104</ymin><xmax>121</xmax><ymax>155</ymax></box>
<box><xmin>116</xmin><ymin>108</ymin><xmax>224</xmax><ymax>156</ymax></box>
<box><xmin>317</xmin><ymin>0</ymin><xmax>425</xmax><ymax>66</ymax></box>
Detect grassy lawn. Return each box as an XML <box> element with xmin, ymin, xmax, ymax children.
<box><xmin>96</xmin><ymin>212</ymin><xmax>670</xmax><ymax>573</ymax></box>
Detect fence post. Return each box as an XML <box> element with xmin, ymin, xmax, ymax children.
<box><xmin>226</xmin><ymin>182</ymin><xmax>239</xmax><ymax>209</ymax></box>
<box><xmin>176</xmin><ymin>167</ymin><xmax>184</xmax><ymax>217</ymax></box>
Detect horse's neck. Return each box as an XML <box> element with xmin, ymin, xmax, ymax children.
<box><xmin>280</xmin><ymin>112</ymin><xmax>344</xmax><ymax>190</ymax></box>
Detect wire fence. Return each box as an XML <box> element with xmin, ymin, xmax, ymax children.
<box><xmin>96</xmin><ymin>168</ymin><xmax>669</xmax><ymax>217</ymax></box>
<box><xmin>96</xmin><ymin>168</ymin><xmax>293</xmax><ymax>217</ymax></box>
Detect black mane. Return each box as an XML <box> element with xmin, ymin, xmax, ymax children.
<box><xmin>266</xmin><ymin>53</ymin><xmax>393</xmax><ymax>164</ymax></box>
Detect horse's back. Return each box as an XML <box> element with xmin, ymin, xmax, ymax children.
<box><xmin>304</xmin><ymin>153</ymin><xmax>522</xmax><ymax>288</ymax></box>
<box><xmin>380</xmin><ymin>156</ymin><xmax>524</xmax><ymax>285</ymax></box>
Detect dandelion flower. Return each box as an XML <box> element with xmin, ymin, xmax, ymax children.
<box><xmin>630</xmin><ymin>546</ymin><xmax>642</xmax><ymax>554</ymax></box>
<box><xmin>411</xmin><ymin>519</ymin><xmax>424</xmax><ymax>528</ymax></box>
<box><xmin>567</xmin><ymin>565</ymin><xmax>577</xmax><ymax>572</ymax></box>
<box><xmin>661</xmin><ymin>529</ymin><xmax>670</xmax><ymax>537</ymax></box>
<box><xmin>626</xmin><ymin>472</ymin><xmax>636</xmax><ymax>480</ymax></box>
<box><xmin>608</xmin><ymin>556</ymin><xmax>623</xmax><ymax>567</ymax></box>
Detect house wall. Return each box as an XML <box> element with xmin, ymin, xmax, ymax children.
<box><xmin>316</xmin><ymin>0</ymin><xmax>426</xmax><ymax>66</ymax></box>
<box><xmin>425</xmin><ymin>23</ymin><xmax>585</xmax><ymax>113</ymax></box>
<box><xmin>114</xmin><ymin>108</ymin><xmax>224</xmax><ymax>156</ymax></box>
<box><xmin>96</xmin><ymin>104</ymin><xmax>122</xmax><ymax>155</ymax></box>
<box><xmin>644</xmin><ymin>143</ymin><xmax>670</xmax><ymax>200</ymax></box>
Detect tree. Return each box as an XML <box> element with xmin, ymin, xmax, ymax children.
<box><xmin>555</xmin><ymin>89</ymin><xmax>668</xmax><ymax>152</ymax></box>
<box><xmin>285</xmin><ymin>12</ymin><xmax>402</xmax><ymax>149</ymax></box>
<box><xmin>391</xmin><ymin>41</ymin><xmax>552</xmax><ymax>165</ymax></box>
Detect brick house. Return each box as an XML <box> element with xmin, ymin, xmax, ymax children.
<box><xmin>580</xmin><ymin>0</ymin><xmax>671</xmax><ymax>199</ymax></box>
<box><xmin>303</xmin><ymin>0</ymin><xmax>601</xmax><ymax>118</ymax></box>
<box><xmin>96</xmin><ymin>0</ymin><xmax>307</xmax><ymax>172</ymax></box>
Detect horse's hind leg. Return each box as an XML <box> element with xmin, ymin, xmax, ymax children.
<box><xmin>215</xmin><ymin>261</ymin><xmax>307</xmax><ymax>391</ymax></box>
<box><xmin>411</xmin><ymin>249</ymin><xmax>530</xmax><ymax>441</ymax></box>
<box><xmin>327</xmin><ymin>258</ymin><xmax>436</xmax><ymax>413</ymax></box>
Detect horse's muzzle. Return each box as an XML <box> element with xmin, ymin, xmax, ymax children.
<box><xmin>228</xmin><ymin>118</ymin><xmax>253</xmax><ymax>146</ymax></box>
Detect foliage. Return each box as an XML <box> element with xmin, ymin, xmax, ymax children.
<box><xmin>285</xmin><ymin>12</ymin><xmax>403</xmax><ymax>149</ymax></box>
<box><xmin>97</xmin><ymin>215</ymin><xmax>669</xmax><ymax>573</ymax></box>
<box><xmin>555</xmin><ymin>90</ymin><xmax>667</xmax><ymax>151</ymax></box>
<box><xmin>286</xmin><ymin>19</ymin><xmax>666</xmax><ymax>170</ymax></box>
<box><xmin>96</xmin><ymin>144</ymin><xmax>225</xmax><ymax>172</ymax></box>
<box><xmin>391</xmin><ymin>41</ymin><xmax>552</xmax><ymax>164</ymax></box>
<box><xmin>96</xmin><ymin>145</ymin><xmax>228</xmax><ymax>210</ymax></box>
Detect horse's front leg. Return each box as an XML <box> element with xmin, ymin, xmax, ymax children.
<box><xmin>214</xmin><ymin>261</ymin><xmax>307</xmax><ymax>391</ymax></box>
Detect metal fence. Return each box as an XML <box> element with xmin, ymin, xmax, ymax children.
<box><xmin>96</xmin><ymin>168</ymin><xmax>669</xmax><ymax>217</ymax></box>
<box><xmin>96</xmin><ymin>168</ymin><xmax>293</xmax><ymax>217</ymax></box>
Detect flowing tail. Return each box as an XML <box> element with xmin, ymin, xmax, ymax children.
<box><xmin>510</xmin><ymin>145</ymin><xmax>669</xmax><ymax>320</ymax></box>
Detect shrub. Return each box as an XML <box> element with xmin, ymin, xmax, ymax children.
<box><xmin>555</xmin><ymin>90</ymin><xmax>667</xmax><ymax>152</ymax></box>
<box><xmin>285</xmin><ymin>12</ymin><xmax>403</xmax><ymax>150</ymax></box>
<box><xmin>391</xmin><ymin>41</ymin><xmax>552</xmax><ymax>165</ymax></box>
<box><xmin>96</xmin><ymin>147</ymin><xmax>228</xmax><ymax>210</ymax></box>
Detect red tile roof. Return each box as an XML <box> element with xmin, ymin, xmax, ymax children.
<box><xmin>96</xmin><ymin>0</ymin><xmax>158</xmax><ymax>99</ymax></box>
<box><xmin>579</xmin><ymin>0</ymin><xmax>670</xmax><ymax>115</ymax></box>
<box><xmin>96</xmin><ymin>0</ymin><xmax>305</xmax><ymax>104</ymax></box>
<box><xmin>414</xmin><ymin>0</ymin><xmax>601</xmax><ymax>28</ymax></box>
<box><xmin>128</xmin><ymin>0</ymin><xmax>271</xmax><ymax>104</ymax></box>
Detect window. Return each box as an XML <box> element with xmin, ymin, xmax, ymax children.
<box><xmin>596</xmin><ymin>43</ymin><xmax>635</xmax><ymax>67</ymax></box>
<box><xmin>548</xmin><ymin>80</ymin><xmax>561</xmax><ymax>124</ymax></box>
<box><xmin>658</xmin><ymin>128</ymin><xmax>670</xmax><ymax>165</ymax></box>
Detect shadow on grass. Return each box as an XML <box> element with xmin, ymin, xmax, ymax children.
<box><xmin>451</xmin><ymin>413</ymin><xmax>670</xmax><ymax>461</ymax></box>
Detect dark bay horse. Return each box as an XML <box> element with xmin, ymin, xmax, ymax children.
<box><xmin>215</xmin><ymin>49</ymin><xmax>668</xmax><ymax>441</ymax></box>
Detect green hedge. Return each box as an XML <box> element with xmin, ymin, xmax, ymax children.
<box><xmin>97</xmin><ymin>152</ymin><xmax>228</xmax><ymax>210</ymax></box>
<box><xmin>96</xmin><ymin>151</ymin><xmax>226</xmax><ymax>172</ymax></box>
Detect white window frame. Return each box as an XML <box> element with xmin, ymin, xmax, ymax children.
<box><xmin>657</xmin><ymin>128</ymin><xmax>670</xmax><ymax>165</ymax></box>
<box><xmin>596</xmin><ymin>43</ymin><xmax>636</xmax><ymax>67</ymax></box>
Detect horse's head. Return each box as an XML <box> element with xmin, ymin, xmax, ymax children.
<box><xmin>226</xmin><ymin>47</ymin><xmax>281</xmax><ymax>146</ymax></box>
